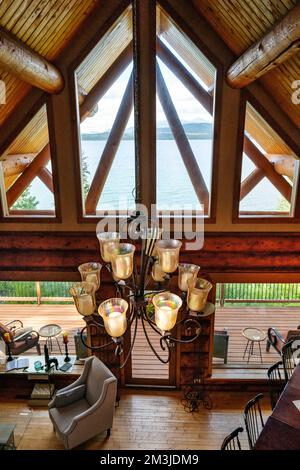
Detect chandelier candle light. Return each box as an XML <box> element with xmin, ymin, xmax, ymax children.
<box><xmin>70</xmin><ymin>213</ymin><xmax>213</xmax><ymax>367</ymax></box>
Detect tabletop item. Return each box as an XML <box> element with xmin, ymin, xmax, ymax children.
<box><xmin>6</xmin><ymin>358</ymin><xmax>29</xmax><ymax>372</ymax></box>
<box><xmin>242</xmin><ymin>327</ymin><xmax>266</xmax><ymax>363</ymax></box>
<box><xmin>38</xmin><ymin>323</ymin><xmax>62</xmax><ymax>353</ymax></box>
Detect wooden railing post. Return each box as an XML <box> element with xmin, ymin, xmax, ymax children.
<box><xmin>36</xmin><ymin>281</ymin><xmax>41</xmax><ymax>305</ymax></box>
<box><xmin>219</xmin><ymin>283</ymin><xmax>225</xmax><ymax>308</ymax></box>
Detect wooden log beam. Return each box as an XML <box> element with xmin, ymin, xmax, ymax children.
<box><xmin>6</xmin><ymin>144</ymin><xmax>50</xmax><ymax>208</ymax></box>
<box><xmin>85</xmin><ymin>73</ymin><xmax>134</xmax><ymax>215</ymax></box>
<box><xmin>243</xmin><ymin>137</ymin><xmax>292</xmax><ymax>202</ymax></box>
<box><xmin>37</xmin><ymin>167</ymin><xmax>53</xmax><ymax>193</ymax></box>
<box><xmin>267</xmin><ymin>155</ymin><xmax>295</xmax><ymax>178</ymax></box>
<box><xmin>157</xmin><ymin>38</ymin><xmax>213</xmax><ymax>115</ymax></box>
<box><xmin>240</xmin><ymin>167</ymin><xmax>264</xmax><ymax>201</ymax></box>
<box><xmin>226</xmin><ymin>3</ymin><xmax>300</xmax><ymax>88</ymax></box>
<box><xmin>0</xmin><ymin>27</ymin><xmax>64</xmax><ymax>93</ymax></box>
<box><xmin>133</xmin><ymin>0</ymin><xmax>156</xmax><ymax>209</ymax></box>
<box><xmin>156</xmin><ymin>63</ymin><xmax>209</xmax><ymax>211</ymax></box>
<box><xmin>80</xmin><ymin>42</ymin><xmax>133</xmax><ymax>122</ymax></box>
<box><xmin>1</xmin><ymin>154</ymin><xmax>35</xmax><ymax>177</ymax></box>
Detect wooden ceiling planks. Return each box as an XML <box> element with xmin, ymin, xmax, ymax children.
<box><xmin>0</xmin><ymin>0</ymin><xmax>100</xmax><ymax>126</ymax></box>
<box><xmin>76</xmin><ymin>6</ymin><xmax>132</xmax><ymax>95</ymax></box>
<box><xmin>192</xmin><ymin>0</ymin><xmax>300</xmax><ymax>129</ymax></box>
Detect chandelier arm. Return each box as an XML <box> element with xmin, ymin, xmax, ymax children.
<box><xmin>165</xmin><ymin>319</ymin><xmax>202</xmax><ymax>344</ymax></box>
<box><xmin>141</xmin><ymin>308</ymin><xmax>171</xmax><ymax>364</ymax></box>
<box><xmin>80</xmin><ymin>324</ymin><xmax>115</xmax><ymax>351</ymax></box>
<box><xmin>117</xmin><ymin>312</ymin><xmax>139</xmax><ymax>369</ymax></box>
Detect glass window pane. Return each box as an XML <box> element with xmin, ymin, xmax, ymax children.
<box><xmin>239</xmin><ymin>102</ymin><xmax>298</xmax><ymax>217</ymax></box>
<box><xmin>0</xmin><ymin>104</ymin><xmax>56</xmax><ymax>217</ymax></box>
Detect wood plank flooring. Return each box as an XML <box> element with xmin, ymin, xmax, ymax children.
<box><xmin>0</xmin><ymin>390</ymin><xmax>272</xmax><ymax>450</ymax></box>
<box><xmin>0</xmin><ymin>304</ymin><xmax>84</xmax><ymax>356</ymax></box>
<box><xmin>214</xmin><ymin>306</ymin><xmax>300</xmax><ymax>365</ymax></box>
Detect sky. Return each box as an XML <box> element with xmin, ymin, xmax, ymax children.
<box><xmin>80</xmin><ymin>55</ymin><xmax>213</xmax><ymax>134</ymax></box>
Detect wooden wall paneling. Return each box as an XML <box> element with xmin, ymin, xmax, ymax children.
<box><xmin>132</xmin><ymin>0</ymin><xmax>156</xmax><ymax>210</ymax></box>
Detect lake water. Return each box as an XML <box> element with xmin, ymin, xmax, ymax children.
<box><xmin>29</xmin><ymin>139</ymin><xmax>288</xmax><ymax>213</ymax></box>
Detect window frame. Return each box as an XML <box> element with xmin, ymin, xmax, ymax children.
<box><xmin>69</xmin><ymin>0</ymin><xmax>222</xmax><ymax>225</ymax></box>
<box><xmin>0</xmin><ymin>96</ymin><xmax>62</xmax><ymax>224</ymax></box>
<box><xmin>232</xmin><ymin>91</ymin><xmax>300</xmax><ymax>224</ymax></box>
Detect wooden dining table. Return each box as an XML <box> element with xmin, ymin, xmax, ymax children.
<box><xmin>255</xmin><ymin>364</ymin><xmax>300</xmax><ymax>450</ymax></box>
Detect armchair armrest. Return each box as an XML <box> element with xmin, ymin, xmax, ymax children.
<box><xmin>5</xmin><ymin>320</ymin><xmax>23</xmax><ymax>331</ymax></box>
<box><xmin>14</xmin><ymin>328</ymin><xmax>35</xmax><ymax>342</ymax></box>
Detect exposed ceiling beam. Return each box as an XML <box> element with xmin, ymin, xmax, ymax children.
<box><xmin>6</xmin><ymin>144</ymin><xmax>50</xmax><ymax>208</ymax></box>
<box><xmin>0</xmin><ymin>27</ymin><xmax>64</xmax><ymax>93</ymax></box>
<box><xmin>226</xmin><ymin>3</ymin><xmax>300</xmax><ymax>88</ymax></box>
<box><xmin>1</xmin><ymin>154</ymin><xmax>36</xmax><ymax>177</ymax></box>
<box><xmin>267</xmin><ymin>155</ymin><xmax>295</xmax><ymax>179</ymax></box>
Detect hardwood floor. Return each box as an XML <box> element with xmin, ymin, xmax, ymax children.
<box><xmin>0</xmin><ymin>389</ymin><xmax>271</xmax><ymax>450</ymax></box>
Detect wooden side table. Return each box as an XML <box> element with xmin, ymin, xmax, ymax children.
<box><xmin>0</xmin><ymin>423</ymin><xmax>16</xmax><ymax>450</ymax></box>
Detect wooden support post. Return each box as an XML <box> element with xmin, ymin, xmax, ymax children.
<box><xmin>0</xmin><ymin>27</ymin><xmax>64</xmax><ymax>93</ymax></box>
<box><xmin>85</xmin><ymin>74</ymin><xmax>134</xmax><ymax>215</ymax></box>
<box><xmin>219</xmin><ymin>283</ymin><xmax>225</xmax><ymax>308</ymax></box>
<box><xmin>157</xmin><ymin>38</ymin><xmax>213</xmax><ymax>115</ymax></box>
<box><xmin>80</xmin><ymin>42</ymin><xmax>133</xmax><ymax>121</ymax></box>
<box><xmin>37</xmin><ymin>167</ymin><xmax>54</xmax><ymax>193</ymax></box>
<box><xmin>6</xmin><ymin>144</ymin><xmax>51</xmax><ymax>208</ymax></box>
<box><xmin>226</xmin><ymin>3</ymin><xmax>300</xmax><ymax>88</ymax></box>
<box><xmin>36</xmin><ymin>281</ymin><xmax>41</xmax><ymax>305</ymax></box>
<box><xmin>156</xmin><ymin>63</ymin><xmax>209</xmax><ymax>211</ymax></box>
<box><xmin>243</xmin><ymin>137</ymin><xmax>292</xmax><ymax>202</ymax></box>
<box><xmin>240</xmin><ymin>167</ymin><xmax>265</xmax><ymax>201</ymax></box>
<box><xmin>133</xmin><ymin>0</ymin><xmax>157</xmax><ymax>209</ymax></box>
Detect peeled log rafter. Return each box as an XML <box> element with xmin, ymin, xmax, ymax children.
<box><xmin>267</xmin><ymin>155</ymin><xmax>295</xmax><ymax>178</ymax></box>
<box><xmin>0</xmin><ymin>27</ymin><xmax>64</xmax><ymax>93</ymax></box>
<box><xmin>6</xmin><ymin>144</ymin><xmax>50</xmax><ymax>208</ymax></box>
<box><xmin>1</xmin><ymin>154</ymin><xmax>36</xmax><ymax>177</ymax></box>
<box><xmin>226</xmin><ymin>3</ymin><xmax>300</xmax><ymax>88</ymax></box>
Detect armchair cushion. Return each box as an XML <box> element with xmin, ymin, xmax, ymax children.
<box><xmin>49</xmin><ymin>398</ymin><xmax>90</xmax><ymax>433</ymax></box>
<box><xmin>55</xmin><ymin>384</ymin><xmax>86</xmax><ymax>408</ymax></box>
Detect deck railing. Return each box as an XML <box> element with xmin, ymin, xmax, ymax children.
<box><xmin>0</xmin><ymin>281</ymin><xmax>73</xmax><ymax>304</ymax></box>
<box><xmin>217</xmin><ymin>283</ymin><xmax>300</xmax><ymax>307</ymax></box>
<box><xmin>1</xmin><ymin>281</ymin><xmax>300</xmax><ymax>306</ymax></box>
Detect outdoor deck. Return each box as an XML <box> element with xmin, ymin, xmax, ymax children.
<box><xmin>1</xmin><ymin>304</ymin><xmax>299</xmax><ymax>374</ymax></box>
<box><xmin>215</xmin><ymin>306</ymin><xmax>300</xmax><ymax>366</ymax></box>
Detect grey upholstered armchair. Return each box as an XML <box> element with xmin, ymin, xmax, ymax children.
<box><xmin>48</xmin><ymin>356</ymin><xmax>117</xmax><ymax>449</ymax></box>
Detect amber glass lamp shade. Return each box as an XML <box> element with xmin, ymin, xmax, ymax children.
<box><xmin>152</xmin><ymin>292</ymin><xmax>182</xmax><ymax>332</ymax></box>
<box><xmin>69</xmin><ymin>282</ymin><xmax>96</xmax><ymax>316</ymax></box>
<box><xmin>107</xmin><ymin>243</ymin><xmax>136</xmax><ymax>280</ymax></box>
<box><xmin>97</xmin><ymin>232</ymin><xmax>120</xmax><ymax>263</ymax></box>
<box><xmin>187</xmin><ymin>278</ymin><xmax>212</xmax><ymax>312</ymax></box>
<box><xmin>98</xmin><ymin>298</ymin><xmax>128</xmax><ymax>338</ymax></box>
<box><xmin>78</xmin><ymin>262</ymin><xmax>102</xmax><ymax>291</ymax></box>
<box><xmin>178</xmin><ymin>263</ymin><xmax>200</xmax><ymax>292</ymax></box>
<box><xmin>151</xmin><ymin>261</ymin><xmax>166</xmax><ymax>282</ymax></box>
<box><xmin>155</xmin><ymin>239</ymin><xmax>182</xmax><ymax>273</ymax></box>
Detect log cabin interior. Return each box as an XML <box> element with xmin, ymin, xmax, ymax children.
<box><xmin>0</xmin><ymin>0</ymin><xmax>300</xmax><ymax>454</ymax></box>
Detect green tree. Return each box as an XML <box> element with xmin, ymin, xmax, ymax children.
<box><xmin>12</xmin><ymin>186</ymin><xmax>39</xmax><ymax>210</ymax></box>
<box><xmin>82</xmin><ymin>153</ymin><xmax>90</xmax><ymax>199</ymax></box>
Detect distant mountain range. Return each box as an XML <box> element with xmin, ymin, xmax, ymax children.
<box><xmin>81</xmin><ymin>122</ymin><xmax>212</xmax><ymax>141</ymax></box>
